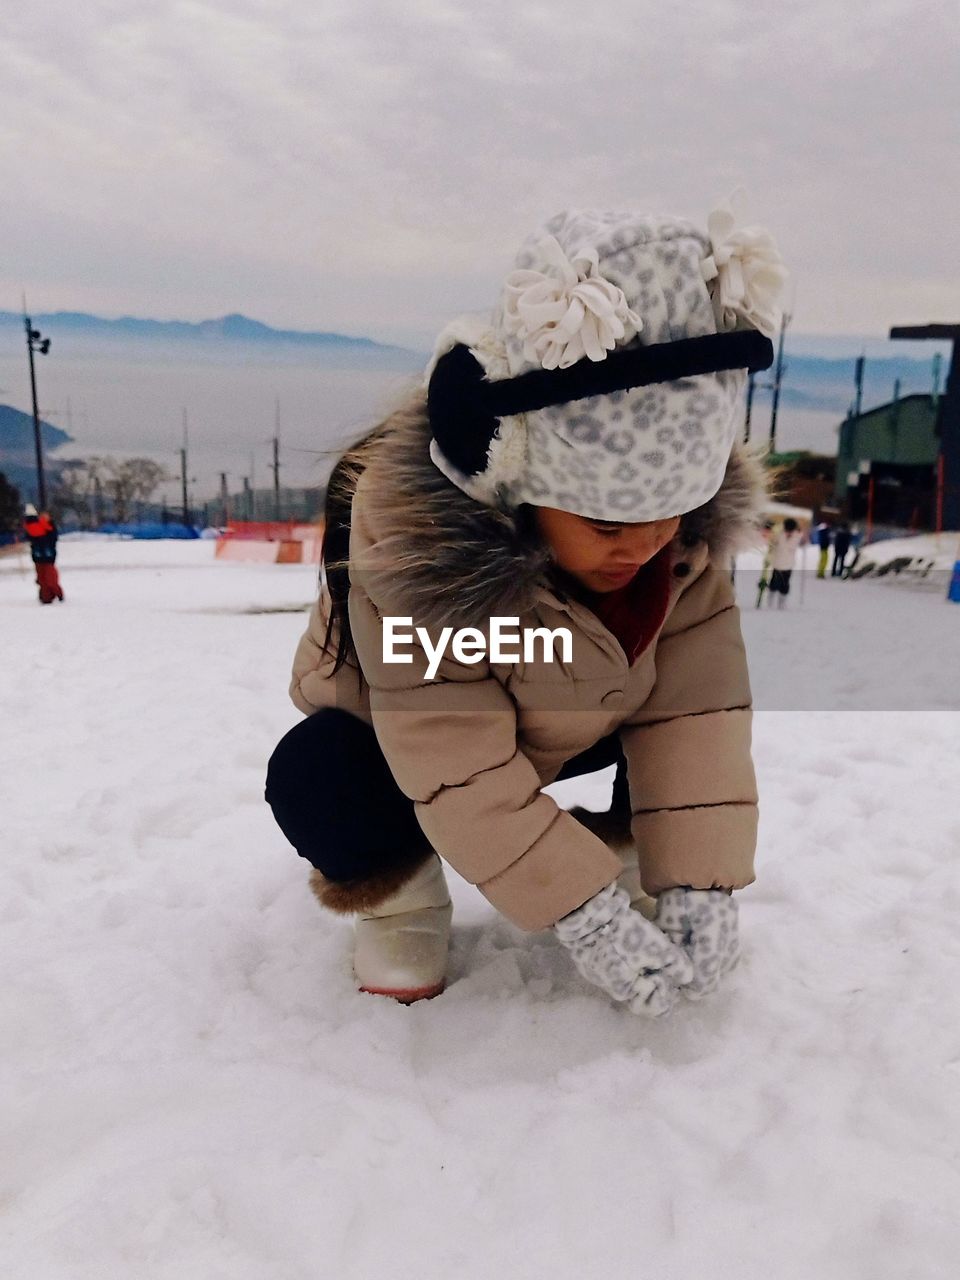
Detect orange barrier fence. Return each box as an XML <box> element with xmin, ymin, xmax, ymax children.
<box><xmin>216</xmin><ymin>536</ymin><xmax>322</xmax><ymax>564</ymax></box>
<box><xmin>215</xmin><ymin>520</ymin><xmax>325</xmax><ymax>564</ymax></box>
<box><xmin>221</xmin><ymin>520</ymin><xmax>324</xmax><ymax>542</ymax></box>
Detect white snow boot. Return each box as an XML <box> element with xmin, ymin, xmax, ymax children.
<box><xmin>353</xmin><ymin>854</ymin><xmax>452</xmax><ymax>1003</ymax></box>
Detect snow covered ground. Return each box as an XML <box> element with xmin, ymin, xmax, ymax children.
<box><xmin>850</xmin><ymin>530</ymin><xmax>960</xmax><ymax>578</ymax></box>
<box><xmin>3</xmin><ymin>538</ymin><xmax>959</xmax><ymax>1280</ymax></box>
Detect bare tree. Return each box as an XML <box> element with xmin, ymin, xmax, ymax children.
<box><xmin>54</xmin><ymin>460</ymin><xmax>98</xmax><ymax>525</ymax></box>
<box><xmin>53</xmin><ymin>456</ymin><xmax>170</xmax><ymax>525</ymax></box>
<box><xmin>102</xmin><ymin>458</ymin><xmax>169</xmax><ymax>522</ymax></box>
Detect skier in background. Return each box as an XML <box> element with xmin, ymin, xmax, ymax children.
<box><xmin>23</xmin><ymin>504</ymin><xmax>64</xmax><ymax>604</ymax></box>
<box><xmin>767</xmin><ymin>518</ymin><xmax>804</xmax><ymax>608</ymax></box>
<box><xmin>832</xmin><ymin>522</ymin><xmax>852</xmax><ymax>577</ymax></box>
<box><xmin>814</xmin><ymin>520</ymin><xmax>832</xmax><ymax>579</ymax></box>
<box><xmin>756</xmin><ymin>518</ymin><xmax>776</xmax><ymax>607</ymax></box>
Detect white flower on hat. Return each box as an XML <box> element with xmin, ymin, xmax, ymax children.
<box><xmin>503</xmin><ymin>235</ymin><xmax>642</xmax><ymax>371</ymax></box>
<box><xmin>700</xmin><ymin>190</ymin><xmax>788</xmax><ymax>340</ymax></box>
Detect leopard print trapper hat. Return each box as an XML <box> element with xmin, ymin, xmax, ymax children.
<box><xmin>426</xmin><ymin>195</ymin><xmax>787</xmax><ymax>522</ymax></box>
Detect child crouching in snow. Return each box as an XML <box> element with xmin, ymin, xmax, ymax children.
<box><xmin>266</xmin><ymin>200</ymin><xmax>787</xmax><ymax>1015</ymax></box>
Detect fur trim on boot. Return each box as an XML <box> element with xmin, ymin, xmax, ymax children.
<box><xmin>308</xmin><ymin>850</ymin><xmax>436</xmax><ymax>916</ymax></box>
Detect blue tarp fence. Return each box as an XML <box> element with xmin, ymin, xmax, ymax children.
<box><xmin>3</xmin><ymin>524</ymin><xmax>203</xmax><ymax>543</ymax></box>
<box><xmin>94</xmin><ymin>522</ymin><xmax>201</xmax><ymax>540</ymax></box>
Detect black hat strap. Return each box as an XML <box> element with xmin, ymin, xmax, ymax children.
<box><xmin>427</xmin><ymin>328</ymin><xmax>774</xmax><ymax>480</ymax></box>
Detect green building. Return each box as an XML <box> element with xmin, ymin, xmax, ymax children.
<box><xmin>835</xmin><ymin>394</ymin><xmax>941</xmax><ymax>528</ymax></box>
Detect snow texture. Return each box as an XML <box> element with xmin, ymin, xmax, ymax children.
<box><xmin>2</xmin><ymin>537</ymin><xmax>959</xmax><ymax>1279</ymax></box>
<box><xmin>850</xmin><ymin>531</ymin><xmax>960</xmax><ymax>578</ymax></box>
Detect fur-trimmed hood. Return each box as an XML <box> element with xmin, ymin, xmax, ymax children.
<box><xmin>347</xmin><ymin>390</ymin><xmax>769</xmax><ymax>630</ymax></box>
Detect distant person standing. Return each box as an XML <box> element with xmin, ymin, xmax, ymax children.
<box><xmin>815</xmin><ymin>520</ymin><xmax>832</xmax><ymax>579</ymax></box>
<box><xmin>23</xmin><ymin>504</ymin><xmax>64</xmax><ymax>604</ymax></box>
<box><xmin>832</xmin><ymin>522</ymin><xmax>852</xmax><ymax>577</ymax></box>
<box><xmin>844</xmin><ymin>523</ymin><xmax>864</xmax><ymax>578</ymax></box>
<box><xmin>767</xmin><ymin>517</ymin><xmax>804</xmax><ymax>609</ymax></box>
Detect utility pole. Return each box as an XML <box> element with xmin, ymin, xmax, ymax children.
<box><xmin>23</xmin><ymin>312</ymin><xmax>52</xmax><ymax>508</ymax></box>
<box><xmin>271</xmin><ymin>397</ymin><xmax>282</xmax><ymax>521</ymax></box>
<box><xmin>93</xmin><ymin>475</ymin><xmax>103</xmax><ymax>527</ymax></box>
<box><xmin>180</xmin><ymin>409</ymin><xmax>190</xmax><ymax>526</ymax></box>
<box><xmin>768</xmin><ymin>310</ymin><xmax>790</xmax><ymax>452</ymax></box>
<box><xmin>242</xmin><ymin>475</ymin><xmax>252</xmax><ymax>521</ymax></box>
<box><xmin>219</xmin><ymin>471</ymin><xmax>230</xmax><ymax>525</ymax></box>
<box><xmin>272</xmin><ymin>437</ymin><xmax>281</xmax><ymax>520</ymax></box>
<box><xmin>891</xmin><ymin>377</ymin><xmax>902</xmax><ymax>455</ymax></box>
<box><xmin>853</xmin><ymin>355</ymin><xmax>865</xmax><ymax>421</ymax></box>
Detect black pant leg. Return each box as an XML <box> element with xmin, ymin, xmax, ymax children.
<box><xmin>555</xmin><ymin>731</ymin><xmax>630</xmax><ymax>817</ymax></box>
<box><xmin>268</xmin><ymin>715</ymin><xmax>634</xmax><ymax>881</ymax></box>
<box><xmin>554</xmin><ymin>730</ymin><xmax>625</xmax><ymax>782</ymax></box>
<box><xmin>265</xmin><ymin>708</ymin><xmax>431</xmax><ymax>881</ymax></box>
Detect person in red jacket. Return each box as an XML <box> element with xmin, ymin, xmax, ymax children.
<box><xmin>23</xmin><ymin>504</ymin><xmax>64</xmax><ymax>604</ymax></box>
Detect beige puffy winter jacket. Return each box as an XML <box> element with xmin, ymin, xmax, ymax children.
<box><xmin>290</xmin><ymin>399</ymin><xmax>765</xmax><ymax>931</ymax></box>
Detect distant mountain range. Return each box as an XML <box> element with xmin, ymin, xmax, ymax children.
<box><xmin>0</xmin><ymin>308</ymin><xmax>948</xmax><ymax>426</ymax></box>
<box><xmin>0</xmin><ymin>309</ymin><xmax>419</xmax><ymax>361</ymax></box>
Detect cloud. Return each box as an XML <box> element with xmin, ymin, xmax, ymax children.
<box><xmin>2</xmin><ymin>0</ymin><xmax>958</xmax><ymax>345</ymax></box>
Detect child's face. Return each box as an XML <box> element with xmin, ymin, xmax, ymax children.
<box><xmin>534</xmin><ymin>506</ymin><xmax>681</xmax><ymax>593</ymax></box>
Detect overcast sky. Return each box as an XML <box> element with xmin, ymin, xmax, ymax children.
<box><xmin>4</xmin><ymin>0</ymin><xmax>958</xmax><ymax>350</ymax></box>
